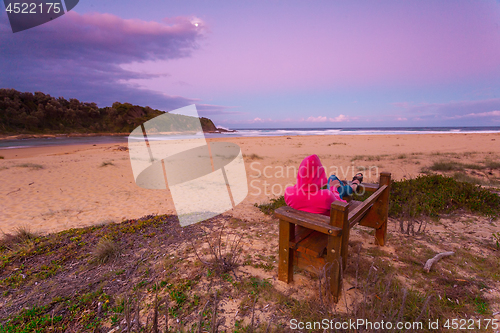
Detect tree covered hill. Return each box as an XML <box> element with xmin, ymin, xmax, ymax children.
<box><xmin>0</xmin><ymin>89</ymin><xmax>218</xmax><ymax>134</ymax></box>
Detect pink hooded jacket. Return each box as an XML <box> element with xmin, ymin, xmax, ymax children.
<box><xmin>284</xmin><ymin>154</ymin><xmax>346</xmax><ymax>216</ymax></box>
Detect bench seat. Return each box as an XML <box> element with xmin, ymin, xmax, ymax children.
<box><xmin>275</xmin><ymin>172</ymin><xmax>391</xmax><ymax>302</ymax></box>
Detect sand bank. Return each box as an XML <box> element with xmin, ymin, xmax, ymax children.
<box><xmin>1</xmin><ymin>133</ymin><xmax>499</xmax><ymax>234</ymax></box>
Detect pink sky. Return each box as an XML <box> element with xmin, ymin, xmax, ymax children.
<box><xmin>2</xmin><ymin>0</ymin><xmax>500</xmax><ymax>127</ymax></box>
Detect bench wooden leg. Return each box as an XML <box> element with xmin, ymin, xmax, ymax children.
<box><xmin>326</xmin><ymin>235</ymin><xmax>343</xmax><ymax>302</ymax></box>
<box><xmin>375</xmin><ymin>221</ymin><xmax>387</xmax><ymax>246</ymax></box>
<box><xmin>375</xmin><ymin>172</ymin><xmax>390</xmax><ymax>246</ymax></box>
<box><xmin>329</xmin><ymin>201</ymin><xmax>350</xmax><ymax>302</ymax></box>
<box><xmin>359</xmin><ymin>172</ymin><xmax>391</xmax><ymax>246</ymax></box>
<box><xmin>278</xmin><ymin>219</ymin><xmax>294</xmax><ymax>283</ymax></box>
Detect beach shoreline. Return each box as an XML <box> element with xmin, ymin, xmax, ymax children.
<box><xmin>1</xmin><ymin>132</ymin><xmax>499</xmax><ymax>235</ymax></box>
<box><xmin>0</xmin><ymin>132</ymin><xmax>130</xmax><ymax>141</ymax></box>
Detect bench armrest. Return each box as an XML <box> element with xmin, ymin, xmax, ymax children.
<box><xmin>348</xmin><ymin>185</ymin><xmax>387</xmax><ymax>227</ymax></box>
<box><xmin>275</xmin><ymin>206</ymin><xmax>342</xmax><ymax>237</ymax></box>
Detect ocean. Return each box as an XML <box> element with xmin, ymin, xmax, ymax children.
<box><xmin>1</xmin><ymin>126</ymin><xmax>500</xmax><ymax>149</ymax></box>
<box><xmin>221</xmin><ymin>126</ymin><xmax>500</xmax><ymax>137</ymax></box>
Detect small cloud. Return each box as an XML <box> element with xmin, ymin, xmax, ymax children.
<box><xmin>306</xmin><ymin>116</ymin><xmax>328</xmax><ymax>122</ymax></box>
<box><xmin>396</xmin><ymin>117</ymin><xmax>408</xmax><ymax>121</ymax></box>
<box><xmin>393</xmin><ymin>98</ymin><xmax>500</xmax><ymax>118</ymax></box>
<box><xmin>302</xmin><ymin>114</ymin><xmax>355</xmax><ymax>123</ymax></box>
<box><xmin>329</xmin><ymin>114</ymin><xmax>350</xmax><ymax>122</ymax></box>
<box><xmin>445</xmin><ymin>110</ymin><xmax>500</xmax><ymax>120</ymax></box>
<box><xmin>196</xmin><ymin>104</ymin><xmax>245</xmax><ymax>116</ymax></box>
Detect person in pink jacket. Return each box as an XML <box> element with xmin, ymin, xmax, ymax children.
<box><xmin>284</xmin><ymin>154</ymin><xmax>362</xmax><ymax>216</ymax></box>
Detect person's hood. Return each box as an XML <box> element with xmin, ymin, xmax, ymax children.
<box><xmin>296</xmin><ymin>154</ymin><xmax>327</xmax><ymax>191</ymax></box>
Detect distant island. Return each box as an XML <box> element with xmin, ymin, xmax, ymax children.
<box><xmin>0</xmin><ymin>89</ymin><xmax>233</xmax><ymax>138</ymax></box>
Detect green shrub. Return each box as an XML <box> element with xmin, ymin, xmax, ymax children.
<box><xmin>255</xmin><ymin>196</ymin><xmax>286</xmax><ymax>215</ymax></box>
<box><xmin>389</xmin><ymin>174</ymin><xmax>500</xmax><ymax>218</ymax></box>
<box><xmin>0</xmin><ymin>305</ymin><xmax>63</xmax><ymax>332</ymax></box>
<box><xmin>493</xmin><ymin>232</ymin><xmax>500</xmax><ymax>250</ymax></box>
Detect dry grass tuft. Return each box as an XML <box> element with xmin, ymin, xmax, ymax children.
<box><xmin>191</xmin><ymin>221</ymin><xmax>243</xmax><ymax>275</ymax></box>
<box><xmin>243</xmin><ymin>153</ymin><xmax>263</xmax><ymax>160</ymax></box>
<box><xmin>1</xmin><ymin>226</ymin><xmax>38</xmax><ymax>249</ymax></box>
<box><xmin>485</xmin><ymin>160</ymin><xmax>500</xmax><ymax>169</ymax></box>
<box><xmin>92</xmin><ymin>238</ymin><xmax>120</xmax><ymax>263</ymax></box>
<box><xmin>452</xmin><ymin>172</ymin><xmax>487</xmax><ymax>185</ymax></box>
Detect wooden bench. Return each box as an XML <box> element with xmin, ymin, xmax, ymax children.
<box><xmin>274</xmin><ymin>172</ymin><xmax>391</xmax><ymax>302</ymax></box>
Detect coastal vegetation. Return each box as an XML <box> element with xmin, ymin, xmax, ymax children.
<box><xmin>0</xmin><ymin>89</ymin><xmax>218</xmax><ymax>135</ymax></box>
<box><xmin>1</xmin><ymin>199</ymin><xmax>499</xmax><ymax>331</ymax></box>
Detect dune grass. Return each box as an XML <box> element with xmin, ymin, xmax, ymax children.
<box><xmin>427</xmin><ymin>160</ymin><xmax>464</xmax><ymax>171</ymax></box>
<box><xmin>92</xmin><ymin>238</ymin><xmax>120</xmax><ymax>263</ymax></box>
<box><xmin>485</xmin><ymin>160</ymin><xmax>500</xmax><ymax>169</ymax></box>
<box><xmin>0</xmin><ymin>156</ymin><xmax>4</xmax><ymax>159</ymax></box>
<box><xmin>243</xmin><ymin>153</ymin><xmax>264</xmax><ymax>160</ymax></box>
<box><xmin>0</xmin><ymin>226</ymin><xmax>39</xmax><ymax>250</ymax></box>
<box><xmin>100</xmin><ymin>161</ymin><xmax>115</xmax><ymax>167</ymax></box>
<box><xmin>427</xmin><ymin>160</ymin><xmax>489</xmax><ymax>172</ymax></box>
<box><xmin>14</xmin><ymin>163</ymin><xmax>44</xmax><ymax>170</ymax></box>
<box><xmin>351</xmin><ymin>154</ymin><xmax>387</xmax><ymax>162</ymax></box>
<box><xmin>452</xmin><ymin>172</ymin><xmax>488</xmax><ymax>186</ymax></box>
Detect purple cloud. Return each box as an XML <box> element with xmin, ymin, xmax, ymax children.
<box><xmin>304</xmin><ymin>115</ymin><xmax>356</xmax><ymax>123</ymax></box>
<box><xmin>394</xmin><ymin>98</ymin><xmax>500</xmax><ymax>121</ymax></box>
<box><xmin>445</xmin><ymin>110</ymin><xmax>500</xmax><ymax>120</ymax></box>
<box><xmin>195</xmin><ymin>104</ymin><xmax>246</xmax><ymax>116</ymax></box>
<box><xmin>0</xmin><ymin>11</ymin><xmax>220</xmax><ymax>110</ymax></box>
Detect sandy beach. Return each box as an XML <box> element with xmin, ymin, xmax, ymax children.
<box><xmin>1</xmin><ymin>133</ymin><xmax>499</xmax><ymax>235</ymax></box>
